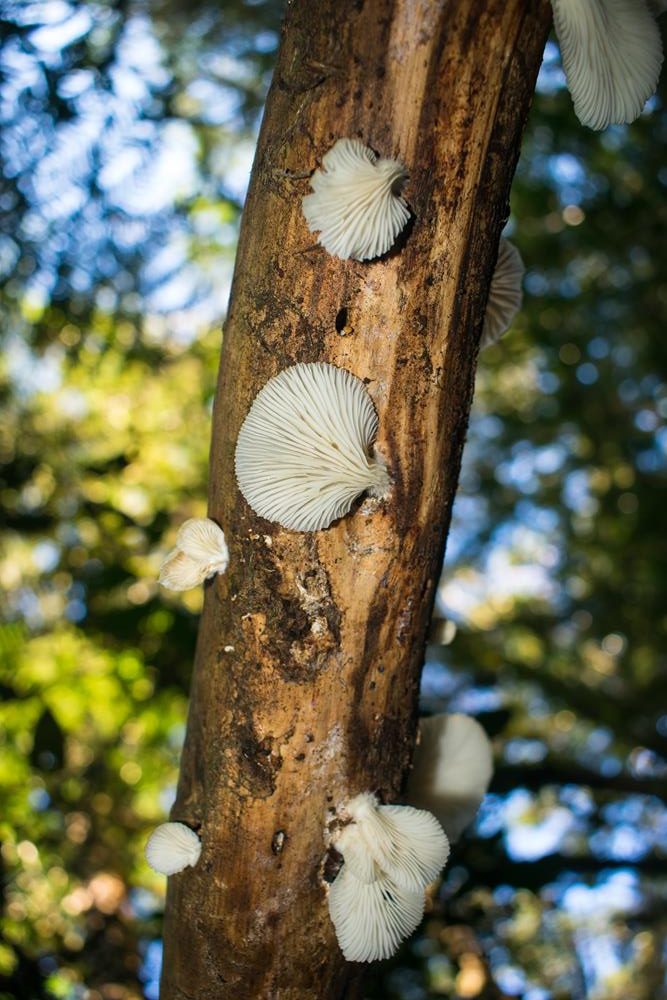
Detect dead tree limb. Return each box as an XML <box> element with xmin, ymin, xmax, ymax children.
<box><xmin>161</xmin><ymin>1</ymin><xmax>551</xmax><ymax>996</ymax></box>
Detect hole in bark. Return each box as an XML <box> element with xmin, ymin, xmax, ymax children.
<box><xmin>271</xmin><ymin>830</ymin><xmax>287</xmax><ymax>855</ymax></box>
<box><xmin>335</xmin><ymin>307</ymin><xmax>348</xmax><ymax>334</ymax></box>
<box><xmin>323</xmin><ymin>848</ymin><xmax>344</xmax><ymax>883</ymax></box>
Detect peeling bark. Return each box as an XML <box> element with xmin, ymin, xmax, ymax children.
<box><xmin>160</xmin><ymin>1</ymin><xmax>551</xmax><ymax>997</ymax></box>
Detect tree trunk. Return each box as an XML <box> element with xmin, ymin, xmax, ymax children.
<box><xmin>160</xmin><ymin>1</ymin><xmax>551</xmax><ymax>997</ymax></box>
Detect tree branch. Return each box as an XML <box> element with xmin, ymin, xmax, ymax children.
<box><xmin>160</xmin><ymin>1</ymin><xmax>552</xmax><ymax>996</ymax></box>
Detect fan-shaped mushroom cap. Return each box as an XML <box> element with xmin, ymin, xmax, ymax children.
<box><xmin>234</xmin><ymin>362</ymin><xmax>389</xmax><ymax>532</ymax></box>
<box><xmin>302</xmin><ymin>138</ymin><xmax>409</xmax><ymax>260</ymax></box>
<box><xmin>145</xmin><ymin>822</ymin><xmax>201</xmax><ymax>875</ymax></box>
<box><xmin>406</xmin><ymin>714</ymin><xmax>493</xmax><ymax>842</ymax></box>
<box><xmin>481</xmin><ymin>238</ymin><xmax>525</xmax><ymax>348</ymax></box>
<box><xmin>158</xmin><ymin>518</ymin><xmax>229</xmax><ymax>591</ymax></box>
<box><xmin>334</xmin><ymin>792</ymin><xmax>449</xmax><ymax>893</ymax></box>
<box><xmin>327</xmin><ymin>864</ymin><xmax>425</xmax><ymax>962</ymax></box>
<box><xmin>551</xmin><ymin>0</ymin><xmax>663</xmax><ymax>129</ymax></box>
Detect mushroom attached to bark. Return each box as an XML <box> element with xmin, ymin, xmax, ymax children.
<box><xmin>326</xmin><ymin>792</ymin><xmax>449</xmax><ymax>962</ymax></box>
<box><xmin>302</xmin><ymin>138</ymin><xmax>409</xmax><ymax>260</ymax></box>
<box><xmin>235</xmin><ymin>362</ymin><xmax>389</xmax><ymax>532</ymax></box>
<box><xmin>406</xmin><ymin>714</ymin><xmax>493</xmax><ymax>842</ymax></box>
<box><xmin>158</xmin><ymin>518</ymin><xmax>229</xmax><ymax>591</ymax></box>
<box><xmin>551</xmin><ymin>0</ymin><xmax>663</xmax><ymax>129</ymax></box>
<box><xmin>481</xmin><ymin>238</ymin><xmax>525</xmax><ymax>348</ymax></box>
<box><xmin>145</xmin><ymin>822</ymin><xmax>201</xmax><ymax>875</ymax></box>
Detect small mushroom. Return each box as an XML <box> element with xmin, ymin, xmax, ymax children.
<box><xmin>234</xmin><ymin>362</ymin><xmax>389</xmax><ymax>532</ymax></box>
<box><xmin>302</xmin><ymin>138</ymin><xmax>410</xmax><ymax>260</ymax></box>
<box><xmin>158</xmin><ymin>517</ymin><xmax>229</xmax><ymax>591</ymax></box>
<box><xmin>333</xmin><ymin>792</ymin><xmax>450</xmax><ymax>893</ymax></box>
<box><xmin>145</xmin><ymin>822</ymin><xmax>201</xmax><ymax>875</ymax></box>
<box><xmin>551</xmin><ymin>0</ymin><xmax>663</xmax><ymax>130</ymax></box>
<box><xmin>406</xmin><ymin>714</ymin><xmax>493</xmax><ymax>842</ymax></box>
<box><xmin>327</xmin><ymin>863</ymin><xmax>425</xmax><ymax>963</ymax></box>
<box><xmin>481</xmin><ymin>238</ymin><xmax>525</xmax><ymax>349</ymax></box>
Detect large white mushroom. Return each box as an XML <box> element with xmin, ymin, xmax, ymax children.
<box><xmin>406</xmin><ymin>714</ymin><xmax>493</xmax><ymax>842</ymax></box>
<box><xmin>158</xmin><ymin>517</ymin><xmax>229</xmax><ymax>591</ymax></box>
<box><xmin>551</xmin><ymin>0</ymin><xmax>663</xmax><ymax>130</ymax></box>
<box><xmin>302</xmin><ymin>138</ymin><xmax>410</xmax><ymax>260</ymax></box>
<box><xmin>234</xmin><ymin>362</ymin><xmax>389</xmax><ymax>532</ymax></box>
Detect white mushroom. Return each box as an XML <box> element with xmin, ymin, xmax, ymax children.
<box><xmin>326</xmin><ymin>792</ymin><xmax>448</xmax><ymax>961</ymax></box>
<box><xmin>158</xmin><ymin>517</ymin><xmax>229</xmax><ymax>591</ymax></box>
<box><xmin>551</xmin><ymin>0</ymin><xmax>663</xmax><ymax>130</ymax></box>
<box><xmin>234</xmin><ymin>362</ymin><xmax>389</xmax><ymax>532</ymax></box>
<box><xmin>481</xmin><ymin>238</ymin><xmax>525</xmax><ymax>348</ymax></box>
<box><xmin>406</xmin><ymin>714</ymin><xmax>493</xmax><ymax>842</ymax></box>
<box><xmin>145</xmin><ymin>822</ymin><xmax>201</xmax><ymax>875</ymax></box>
<box><xmin>302</xmin><ymin>138</ymin><xmax>410</xmax><ymax>260</ymax></box>
<box><xmin>327</xmin><ymin>863</ymin><xmax>425</xmax><ymax>963</ymax></box>
<box><xmin>332</xmin><ymin>792</ymin><xmax>449</xmax><ymax>893</ymax></box>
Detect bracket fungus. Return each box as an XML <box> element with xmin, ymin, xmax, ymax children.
<box><xmin>158</xmin><ymin>517</ymin><xmax>229</xmax><ymax>591</ymax></box>
<box><xmin>326</xmin><ymin>792</ymin><xmax>449</xmax><ymax>962</ymax></box>
<box><xmin>145</xmin><ymin>822</ymin><xmax>202</xmax><ymax>876</ymax></box>
<box><xmin>235</xmin><ymin>362</ymin><xmax>389</xmax><ymax>532</ymax></box>
<box><xmin>551</xmin><ymin>0</ymin><xmax>663</xmax><ymax>130</ymax></box>
<box><xmin>481</xmin><ymin>238</ymin><xmax>525</xmax><ymax>349</ymax></box>
<box><xmin>406</xmin><ymin>714</ymin><xmax>493</xmax><ymax>842</ymax></box>
<box><xmin>302</xmin><ymin>137</ymin><xmax>410</xmax><ymax>260</ymax></box>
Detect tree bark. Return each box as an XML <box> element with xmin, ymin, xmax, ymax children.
<box><xmin>160</xmin><ymin>1</ymin><xmax>551</xmax><ymax>997</ymax></box>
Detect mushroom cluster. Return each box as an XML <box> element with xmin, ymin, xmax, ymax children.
<box><xmin>326</xmin><ymin>793</ymin><xmax>449</xmax><ymax>962</ymax></box>
<box><xmin>150</xmin><ymin>133</ymin><xmax>501</xmax><ymax>969</ymax></box>
<box><xmin>323</xmin><ymin>715</ymin><xmax>493</xmax><ymax>962</ymax></box>
<box><xmin>150</xmin><ymin>9</ymin><xmax>666</xmax><ymax>945</ymax></box>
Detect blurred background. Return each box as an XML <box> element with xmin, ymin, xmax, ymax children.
<box><xmin>0</xmin><ymin>1</ymin><xmax>666</xmax><ymax>998</ymax></box>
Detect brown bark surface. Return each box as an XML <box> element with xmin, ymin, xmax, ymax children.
<box><xmin>160</xmin><ymin>1</ymin><xmax>551</xmax><ymax>997</ymax></box>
